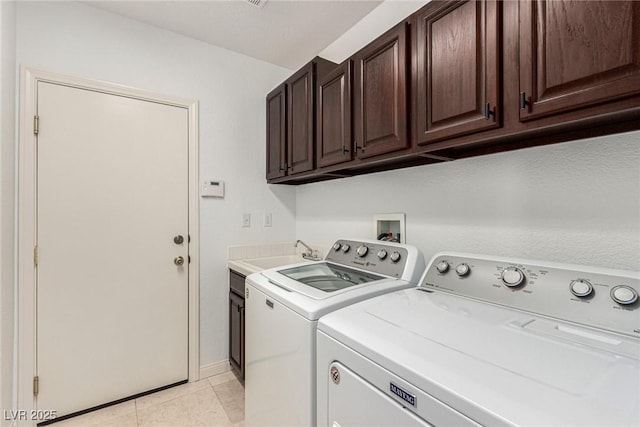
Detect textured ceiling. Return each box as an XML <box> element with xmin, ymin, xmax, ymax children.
<box><xmin>83</xmin><ymin>0</ymin><xmax>384</xmax><ymax>70</ymax></box>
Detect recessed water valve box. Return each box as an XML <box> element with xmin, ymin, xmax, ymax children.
<box><xmin>374</xmin><ymin>213</ymin><xmax>406</xmax><ymax>243</ymax></box>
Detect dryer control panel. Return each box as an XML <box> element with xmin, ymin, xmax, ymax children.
<box><xmin>422</xmin><ymin>253</ymin><xmax>640</xmax><ymax>339</ymax></box>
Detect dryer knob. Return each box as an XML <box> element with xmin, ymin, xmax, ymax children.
<box><xmin>356</xmin><ymin>245</ymin><xmax>368</xmax><ymax>257</ymax></box>
<box><xmin>389</xmin><ymin>251</ymin><xmax>401</xmax><ymax>263</ymax></box>
<box><xmin>333</xmin><ymin>242</ymin><xmax>341</xmax><ymax>251</ymax></box>
<box><xmin>610</xmin><ymin>285</ymin><xmax>638</xmax><ymax>305</ymax></box>
<box><xmin>341</xmin><ymin>244</ymin><xmax>350</xmax><ymax>253</ymax></box>
<box><xmin>501</xmin><ymin>267</ymin><xmax>525</xmax><ymax>287</ymax></box>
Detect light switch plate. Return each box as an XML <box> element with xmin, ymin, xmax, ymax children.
<box><xmin>242</xmin><ymin>213</ymin><xmax>251</xmax><ymax>228</ymax></box>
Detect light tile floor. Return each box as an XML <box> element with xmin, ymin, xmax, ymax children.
<box><xmin>55</xmin><ymin>372</ymin><xmax>244</xmax><ymax>427</ymax></box>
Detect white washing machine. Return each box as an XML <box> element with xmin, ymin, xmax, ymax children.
<box><xmin>317</xmin><ymin>253</ymin><xmax>640</xmax><ymax>426</ymax></box>
<box><xmin>245</xmin><ymin>239</ymin><xmax>426</xmax><ymax>427</ymax></box>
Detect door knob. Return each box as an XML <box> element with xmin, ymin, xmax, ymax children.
<box><xmin>173</xmin><ymin>235</ymin><xmax>184</xmax><ymax>245</ymax></box>
<box><xmin>174</xmin><ymin>256</ymin><xmax>185</xmax><ymax>266</ymax></box>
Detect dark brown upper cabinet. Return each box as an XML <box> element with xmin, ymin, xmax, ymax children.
<box><xmin>287</xmin><ymin>63</ymin><xmax>315</xmax><ymax>175</ymax></box>
<box><xmin>353</xmin><ymin>22</ymin><xmax>410</xmax><ymax>159</ymax></box>
<box><xmin>519</xmin><ymin>0</ymin><xmax>640</xmax><ymax>121</ymax></box>
<box><xmin>266</xmin><ymin>83</ymin><xmax>286</xmax><ymax>180</ymax></box>
<box><xmin>317</xmin><ymin>60</ymin><xmax>353</xmax><ymax>168</ymax></box>
<box><xmin>413</xmin><ymin>0</ymin><xmax>501</xmax><ymax>146</ymax></box>
<box><xmin>266</xmin><ymin>58</ymin><xmax>336</xmax><ymax>181</ymax></box>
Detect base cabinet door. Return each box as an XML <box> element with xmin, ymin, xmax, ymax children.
<box><xmin>354</xmin><ymin>22</ymin><xmax>409</xmax><ymax>159</ymax></box>
<box><xmin>229</xmin><ymin>270</ymin><xmax>246</xmax><ymax>379</ymax></box>
<box><xmin>413</xmin><ymin>0</ymin><xmax>501</xmax><ymax>145</ymax></box>
<box><xmin>519</xmin><ymin>0</ymin><xmax>640</xmax><ymax>121</ymax></box>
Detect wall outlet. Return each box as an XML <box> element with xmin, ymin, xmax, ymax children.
<box><xmin>242</xmin><ymin>213</ymin><xmax>251</xmax><ymax>228</ymax></box>
<box><xmin>264</xmin><ymin>213</ymin><xmax>272</xmax><ymax>227</ymax></box>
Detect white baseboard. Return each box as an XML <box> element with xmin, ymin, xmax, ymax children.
<box><xmin>198</xmin><ymin>360</ymin><xmax>230</xmax><ymax>379</ymax></box>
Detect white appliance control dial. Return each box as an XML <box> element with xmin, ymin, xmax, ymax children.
<box><xmin>377</xmin><ymin>249</ymin><xmax>388</xmax><ymax>260</ymax></box>
<box><xmin>610</xmin><ymin>285</ymin><xmax>638</xmax><ymax>305</ymax></box>
<box><xmin>389</xmin><ymin>251</ymin><xmax>401</xmax><ymax>263</ymax></box>
<box><xmin>333</xmin><ymin>242</ymin><xmax>342</xmax><ymax>251</ymax></box>
<box><xmin>356</xmin><ymin>245</ymin><xmax>368</xmax><ymax>257</ymax></box>
<box><xmin>570</xmin><ymin>279</ymin><xmax>593</xmax><ymax>298</ymax></box>
<box><xmin>436</xmin><ymin>261</ymin><xmax>450</xmax><ymax>274</ymax></box>
<box><xmin>341</xmin><ymin>244</ymin><xmax>350</xmax><ymax>253</ymax></box>
<box><xmin>455</xmin><ymin>263</ymin><xmax>470</xmax><ymax>277</ymax></box>
<box><xmin>501</xmin><ymin>267</ymin><xmax>525</xmax><ymax>287</ymax></box>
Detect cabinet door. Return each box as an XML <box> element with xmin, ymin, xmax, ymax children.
<box><xmin>519</xmin><ymin>0</ymin><xmax>640</xmax><ymax>121</ymax></box>
<box><xmin>317</xmin><ymin>61</ymin><xmax>353</xmax><ymax>168</ymax></box>
<box><xmin>287</xmin><ymin>63</ymin><xmax>315</xmax><ymax>175</ymax></box>
<box><xmin>414</xmin><ymin>0</ymin><xmax>500</xmax><ymax>145</ymax></box>
<box><xmin>266</xmin><ymin>84</ymin><xmax>286</xmax><ymax>180</ymax></box>
<box><xmin>354</xmin><ymin>22</ymin><xmax>409</xmax><ymax>159</ymax></box>
<box><xmin>229</xmin><ymin>291</ymin><xmax>244</xmax><ymax>376</ymax></box>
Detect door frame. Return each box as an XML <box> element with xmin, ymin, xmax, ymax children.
<box><xmin>17</xmin><ymin>67</ymin><xmax>200</xmax><ymax>417</ymax></box>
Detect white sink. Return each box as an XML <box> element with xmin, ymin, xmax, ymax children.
<box><xmin>244</xmin><ymin>255</ymin><xmax>313</xmax><ymax>270</ymax></box>
<box><xmin>228</xmin><ymin>255</ymin><xmax>316</xmax><ymax>277</ymax></box>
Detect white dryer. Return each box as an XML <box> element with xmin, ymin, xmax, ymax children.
<box><xmin>317</xmin><ymin>253</ymin><xmax>640</xmax><ymax>426</ymax></box>
<box><xmin>245</xmin><ymin>239</ymin><xmax>425</xmax><ymax>427</ymax></box>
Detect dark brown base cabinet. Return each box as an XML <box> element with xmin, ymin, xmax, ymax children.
<box><xmin>267</xmin><ymin>0</ymin><xmax>640</xmax><ymax>185</ymax></box>
<box><xmin>229</xmin><ymin>270</ymin><xmax>245</xmax><ymax>381</ymax></box>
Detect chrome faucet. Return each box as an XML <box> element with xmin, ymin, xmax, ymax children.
<box><xmin>295</xmin><ymin>240</ymin><xmax>322</xmax><ymax>261</ymax></box>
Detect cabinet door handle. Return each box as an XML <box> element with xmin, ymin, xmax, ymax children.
<box><xmin>342</xmin><ymin>145</ymin><xmax>349</xmax><ymax>155</ymax></box>
<box><xmin>519</xmin><ymin>92</ymin><xmax>530</xmax><ymax>110</ymax></box>
<box><xmin>354</xmin><ymin>140</ymin><xmax>363</xmax><ymax>151</ymax></box>
<box><xmin>485</xmin><ymin>102</ymin><xmax>496</xmax><ymax>120</ymax></box>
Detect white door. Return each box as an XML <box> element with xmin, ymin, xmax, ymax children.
<box><xmin>36</xmin><ymin>81</ymin><xmax>189</xmax><ymax>417</ymax></box>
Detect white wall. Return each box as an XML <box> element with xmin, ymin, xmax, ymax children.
<box><xmin>0</xmin><ymin>0</ymin><xmax>17</xmax><ymax>422</ymax></box>
<box><xmin>15</xmin><ymin>1</ymin><xmax>295</xmax><ymax>369</ymax></box>
<box><xmin>296</xmin><ymin>132</ymin><xmax>640</xmax><ymax>270</ymax></box>
<box><xmin>319</xmin><ymin>0</ymin><xmax>427</xmax><ymax>63</ymax></box>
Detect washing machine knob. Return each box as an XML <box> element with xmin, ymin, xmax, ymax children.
<box><xmin>389</xmin><ymin>251</ymin><xmax>401</xmax><ymax>263</ymax></box>
<box><xmin>455</xmin><ymin>263</ymin><xmax>470</xmax><ymax>277</ymax></box>
<box><xmin>333</xmin><ymin>242</ymin><xmax>342</xmax><ymax>251</ymax></box>
<box><xmin>570</xmin><ymin>279</ymin><xmax>593</xmax><ymax>298</ymax></box>
<box><xmin>610</xmin><ymin>285</ymin><xmax>638</xmax><ymax>305</ymax></box>
<box><xmin>377</xmin><ymin>249</ymin><xmax>388</xmax><ymax>260</ymax></box>
<box><xmin>436</xmin><ymin>261</ymin><xmax>450</xmax><ymax>274</ymax></box>
<box><xmin>341</xmin><ymin>244</ymin><xmax>350</xmax><ymax>253</ymax></box>
<box><xmin>356</xmin><ymin>245</ymin><xmax>368</xmax><ymax>257</ymax></box>
<box><xmin>501</xmin><ymin>267</ymin><xmax>525</xmax><ymax>287</ymax></box>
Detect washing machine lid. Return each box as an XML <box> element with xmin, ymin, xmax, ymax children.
<box><xmin>318</xmin><ymin>288</ymin><xmax>640</xmax><ymax>426</ymax></box>
<box><xmin>247</xmin><ymin>268</ymin><xmax>413</xmax><ymax>321</ymax></box>
<box><xmin>274</xmin><ymin>262</ymin><xmax>384</xmax><ymax>294</ymax></box>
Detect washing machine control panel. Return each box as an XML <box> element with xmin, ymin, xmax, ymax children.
<box><xmin>326</xmin><ymin>239</ymin><xmax>410</xmax><ymax>279</ymax></box>
<box><xmin>422</xmin><ymin>253</ymin><xmax>640</xmax><ymax>338</ymax></box>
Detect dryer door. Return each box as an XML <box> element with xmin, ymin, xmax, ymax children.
<box><xmin>327</xmin><ymin>362</ymin><xmax>431</xmax><ymax>427</ymax></box>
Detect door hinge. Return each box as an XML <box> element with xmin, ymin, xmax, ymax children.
<box><xmin>33</xmin><ymin>376</ymin><xmax>39</xmax><ymax>396</ymax></box>
<box><xmin>34</xmin><ymin>246</ymin><xmax>39</xmax><ymax>266</ymax></box>
<box><xmin>34</xmin><ymin>115</ymin><xmax>40</xmax><ymax>135</ymax></box>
